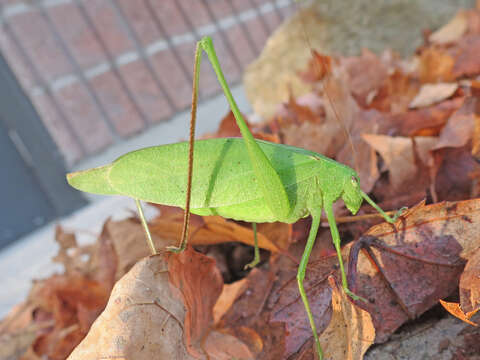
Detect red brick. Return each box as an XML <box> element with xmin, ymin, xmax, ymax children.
<box><xmin>150</xmin><ymin>46</ymin><xmax>193</xmax><ymax>110</ymax></box>
<box><xmin>242</xmin><ymin>16</ymin><xmax>270</xmax><ymax>57</ymax></box>
<box><xmin>279</xmin><ymin>3</ymin><xmax>296</xmax><ymax>19</ymax></box>
<box><xmin>204</xmin><ymin>0</ymin><xmax>232</xmax><ymax>19</ymax></box>
<box><xmin>2</xmin><ymin>0</ymin><xmax>24</xmax><ymax>7</ymax></box>
<box><xmin>31</xmin><ymin>93</ymin><xmax>84</xmax><ymax>166</ymax></box>
<box><xmin>176</xmin><ymin>0</ymin><xmax>212</xmax><ymax>29</ymax></box>
<box><xmin>251</xmin><ymin>0</ymin><xmax>276</xmax><ymax>6</ymax></box>
<box><xmin>0</xmin><ymin>28</ymin><xmax>36</xmax><ymax>90</ymax></box>
<box><xmin>8</xmin><ymin>9</ymin><xmax>74</xmax><ymax>82</ymax></box>
<box><xmin>47</xmin><ymin>3</ymin><xmax>106</xmax><ymax>70</ymax></box>
<box><xmin>89</xmin><ymin>70</ymin><xmax>145</xmax><ymax>136</ymax></box>
<box><xmin>230</xmin><ymin>0</ymin><xmax>256</xmax><ymax>13</ymax></box>
<box><xmin>262</xmin><ymin>9</ymin><xmax>283</xmax><ymax>36</ymax></box>
<box><xmin>120</xmin><ymin>59</ymin><xmax>174</xmax><ymax>123</ymax></box>
<box><xmin>55</xmin><ymin>82</ymin><xmax>113</xmax><ymax>155</ymax></box>
<box><xmin>222</xmin><ymin>23</ymin><xmax>258</xmax><ymax>70</ymax></box>
<box><xmin>82</xmin><ymin>0</ymin><xmax>134</xmax><ymax>56</ymax></box>
<box><xmin>116</xmin><ymin>0</ymin><xmax>161</xmax><ymax>46</ymax></box>
<box><xmin>144</xmin><ymin>0</ymin><xmax>189</xmax><ymax>37</ymax></box>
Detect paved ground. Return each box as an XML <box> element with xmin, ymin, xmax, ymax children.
<box><xmin>0</xmin><ymin>85</ymin><xmax>251</xmax><ymax>318</ymax></box>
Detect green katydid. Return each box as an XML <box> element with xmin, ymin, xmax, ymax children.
<box><xmin>67</xmin><ymin>36</ymin><xmax>405</xmax><ymax>359</ymax></box>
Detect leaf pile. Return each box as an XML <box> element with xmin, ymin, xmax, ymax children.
<box><xmin>3</xmin><ymin>5</ymin><xmax>480</xmax><ymax>360</ymax></box>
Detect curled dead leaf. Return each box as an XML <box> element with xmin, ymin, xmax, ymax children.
<box><xmin>439</xmin><ymin>299</ymin><xmax>479</xmax><ymax>326</ymax></box>
<box><xmin>319</xmin><ymin>276</ymin><xmax>375</xmax><ymax>360</ymax></box>
<box><xmin>348</xmin><ymin>199</ymin><xmax>480</xmax><ymax>341</ymax></box>
<box><xmin>409</xmin><ymin>83</ymin><xmax>458</xmax><ymax>109</ymax></box>
<box><xmin>150</xmin><ymin>206</ymin><xmax>281</xmax><ymax>253</ymax></box>
<box><xmin>213</xmin><ymin>279</ymin><xmax>248</xmax><ymax>325</ymax></box>
<box><xmin>67</xmin><ymin>248</ymin><xmax>255</xmax><ymax>360</ymax></box>
<box><xmin>168</xmin><ymin>246</ymin><xmax>223</xmax><ymax>357</ymax></box>
<box><xmin>67</xmin><ymin>255</ymin><xmax>195</xmax><ymax>360</ymax></box>
<box><xmin>429</xmin><ymin>11</ymin><xmax>468</xmax><ymax>45</ymax></box>
<box><xmin>460</xmin><ymin>246</ymin><xmax>480</xmax><ymax>313</ymax></box>
<box><xmin>362</xmin><ymin>134</ymin><xmax>436</xmax><ymax>190</ymax></box>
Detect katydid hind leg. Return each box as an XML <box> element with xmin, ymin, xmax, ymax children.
<box><xmin>324</xmin><ymin>201</ymin><xmax>368</xmax><ymax>303</ymax></box>
<box><xmin>167</xmin><ymin>39</ymin><xmax>202</xmax><ymax>253</ymax></box>
<box><xmin>244</xmin><ymin>223</ymin><xmax>260</xmax><ymax>269</ymax></box>
<box><xmin>199</xmin><ymin>36</ymin><xmax>291</xmax><ymax>221</ymax></box>
<box><xmin>297</xmin><ymin>211</ymin><xmax>323</xmax><ymax>359</ymax></box>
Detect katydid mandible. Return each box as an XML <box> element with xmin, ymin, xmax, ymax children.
<box><xmin>67</xmin><ymin>36</ymin><xmax>404</xmax><ymax>359</ymax></box>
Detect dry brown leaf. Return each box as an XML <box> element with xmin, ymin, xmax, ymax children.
<box><xmin>434</xmin><ymin>108</ymin><xmax>475</xmax><ymax>150</ymax></box>
<box><xmin>103</xmin><ymin>218</ymin><xmax>172</xmax><ymax>279</ymax></box>
<box><xmin>324</xmin><ymin>70</ymin><xmax>382</xmax><ymax>193</ymax></box>
<box><xmin>429</xmin><ymin>11</ymin><xmax>468</xmax><ymax>44</ymax></box>
<box><xmin>319</xmin><ymin>276</ymin><xmax>375</xmax><ymax>360</ymax></box>
<box><xmin>409</xmin><ymin>82</ymin><xmax>458</xmax><ymax>109</ymax></box>
<box><xmin>395</xmin><ymin>97</ymin><xmax>464</xmax><ymax>137</ymax></box>
<box><xmin>282</xmin><ymin>121</ymin><xmax>344</xmax><ymax>159</ymax></box>
<box><xmin>418</xmin><ymin>47</ymin><xmax>455</xmax><ymax>83</ymax></box>
<box><xmin>30</xmin><ymin>274</ymin><xmax>111</xmax><ymax>359</ymax></box>
<box><xmin>168</xmin><ymin>246</ymin><xmax>223</xmax><ymax>357</ymax></box>
<box><xmin>276</xmin><ymin>94</ymin><xmax>325</xmax><ymax>125</ymax></box>
<box><xmin>0</xmin><ymin>313</ymin><xmax>38</xmax><ymax>360</ymax></box>
<box><xmin>202</xmin><ymin>216</ymin><xmax>280</xmax><ymax>252</ymax></box>
<box><xmin>369</xmin><ymin>67</ymin><xmax>420</xmax><ymax>115</ymax></box>
<box><xmin>217</xmin><ymin>267</ymin><xmax>283</xmax><ymax>359</ymax></box>
<box><xmin>203</xmin><ymin>330</ymin><xmax>254</xmax><ymax>360</ymax></box>
<box><xmin>348</xmin><ymin>199</ymin><xmax>480</xmax><ymax>341</ymax></box>
<box><xmin>451</xmin><ymin>35</ymin><xmax>480</xmax><ymax>79</ymax></box>
<box><xmin>52</xmin><ymin>226</ymin><xmax>88</xmax><ymax>276</ymax></box>
<box><xmin>460</xmin><ymin>246</ymin><xmax>480</xmax><ymax>313</ymax></box>
<box><xmin>439</xmin><ymin>300</ymin><xmax>479</xmax><ymax>326</ymax></box>
<box><xmin>342</xmin><ymin>49</ymin><xmax>388</xmax><ymax>105</ymax></box>
<box><xmin>150</xmin><ymin>206</ymin><xmax>281</xmax><ymax>253</ymax></box>
<box><xmin>472</xmin><ymin>113</ymin><xmax>480</xmax><ymax>159</ymax></box>
<box><xmin>67</xmin><ymin>255</ymin><xmax>195</xmax><ymax>360</ymax></box>
<box><xmin>269</xmin><ymin>254</ymin><xmax>337</xmax><ymax>357</ymax></box>
<box><xmin>213</xmin><ymin>279</ymin><xmax>249</xmax><ymax>325</ymax></box>
<box><xmin>212</xmin><ymin>111</ymin><xmax>280</xmax><ymax>144</ymax></box>
<box><xmin>362</xmin><ymin>134</ymin><xmax>437</xmax><ymax>190</ymax></box>
<box><xmin>68</xmin><ymin>250</ymin><xmax>252</xmax><ymax>360</ymax></box>
<box><xmin>433</xmin><ymin>146</ymin><xmax>478</xmax><ymax>202</ymax></box>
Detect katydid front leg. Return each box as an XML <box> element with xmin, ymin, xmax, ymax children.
<box><xmin>361</xmin><ymin>189</ymin><xmax>406</xmax><ymax>224</ymax></box>
<box><xmin>324</xmin><ymin>200</ymin><xmax>368</xmax><ymax>303</ymax></box>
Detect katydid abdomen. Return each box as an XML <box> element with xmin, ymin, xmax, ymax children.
<box><xmin>68</xmin><ymin>137</ymin><xmax>358</xmax><ymax>223</ymax></box>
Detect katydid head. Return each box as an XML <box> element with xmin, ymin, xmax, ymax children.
<box><xmin>341</xmin><ymin>174</ymin><xmax>363</xmax><ymax>215</ymax></box>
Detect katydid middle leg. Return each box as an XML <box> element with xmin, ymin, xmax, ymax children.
<box><xmin>245</xmin><ymin>223</ymin><xmax>260</xmax><ymax>269</ymax></box>
<box><xmin>297</xmin><ymin>208</ymin><xmax>323</xmax><ymax>358</ymax></box>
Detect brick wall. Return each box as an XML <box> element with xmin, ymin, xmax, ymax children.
<box><xmin>0</xmin><ymin>0</ymin><xmax>294</xmax><ymax>166</ymax></box>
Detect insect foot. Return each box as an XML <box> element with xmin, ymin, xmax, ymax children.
<box><xmin>166</xmin><ymin>245</ymin><xmax>186</xmax><ymax>254</ymax></box>
<box><xmin>244</xmin><ymin>257</ymin><xmax>260</xmax><ymax>270</ymax></box>
<box><xmin>387</xmin><ymin>206</ymin><xmax>408</xmax><ymax>223</ymax></box>
<box><xmin>344</xmin><ymin>287</ymin><xmax>369</xmax><ymax>303</ymax></box>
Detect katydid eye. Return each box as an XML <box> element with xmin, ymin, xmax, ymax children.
<box><xmin>351</xmin><ymin>176</ymin><xmax>358</xmax><ymax>186</ymax></box>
